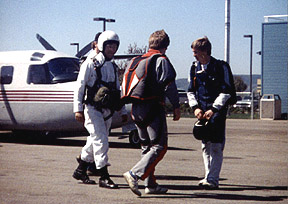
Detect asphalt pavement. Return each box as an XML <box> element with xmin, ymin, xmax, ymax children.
<box><xmin>0</xmin><ymin>118</ymin><xmax>287</xmax><ymax>204</ymax></box>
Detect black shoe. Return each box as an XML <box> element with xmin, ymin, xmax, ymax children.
<box><xmin>73</xmin><ymin>157</ymin><xmax>96</xmax><ymax>184</ymax></box>
<box><xmin>87</xmin><ymin>163</ymin><xmax>100</xmax><ymax>176</ymax></box>
<box><xmin>73</xmin><ymin>169</ymin><xmax>96</xmax><ymax>184</ymax></box>
<box><xmin>76</xmin><ymin>155</ymin><xmax>99</xmax><ymax>176</ymax></box>
<box><xmin>99</xmin><ymin>177</ymin><xmax>118</xmax><ymax>189</ymax></box>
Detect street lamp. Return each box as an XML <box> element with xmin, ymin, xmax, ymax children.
<box><xmin>70</xmin><ymin>43</ymin><xmax>79</xmax><ymax>54</ymax></box>
<box><xmin>93</xmin><ymin>17</ymin><xmax>116</xmax><ymax>31</ymax></box>
<box><xmin>243</xmin><ymin>34</ymin><xmax>253</xmax><ymax>119</ymax></box>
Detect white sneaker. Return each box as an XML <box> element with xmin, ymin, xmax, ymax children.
<box><xmin>199</xmin><ymin>180</ymin><xmax>219</xmax><ymax>189</ymax></box>
<box><xmin>123</xmin><ymin>171</ymin><xmax>141</xmax><ymax>196</ymax></box>
<box><xmin>198</xmin><ymin>178</ymin><xmax>207</xmax><ymax>186</ymax></box>
<box><xmin>145</xmin><ymin>185</ymin><xmax>168</xmax><ymax>194</ymax></box>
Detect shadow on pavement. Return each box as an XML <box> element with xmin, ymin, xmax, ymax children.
<box><xmin>111</xmin><ymin>174</ymin><xmax>287</xmax><ymax>201</ymax></box>
<box><xmin>142</xmin><ymin>193</ymin><xmax>287</xmax><ymax>202</ymax></box>
<box><xmin>0</xmin><ymin>131</ymin><xmax>195</xmax><ymax>151</ymax></box>
<box><xmin>219</xmin><ymin>183</ymin><xmax>288</xmax><ymax>191</ymax></box>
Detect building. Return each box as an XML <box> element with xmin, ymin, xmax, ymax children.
<box><xmin>261</xmin><ymin>15</ymin><xmax>288</xmax><ymax>116</ymax></box>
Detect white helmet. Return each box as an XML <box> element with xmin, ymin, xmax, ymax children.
<box><xmin>97</xmin><ymin>30</ymin><xmax>120</xmax><ymax>52</ymax></box>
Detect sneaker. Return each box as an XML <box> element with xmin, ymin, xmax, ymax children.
<box><xmin>200</xmin><ymin>181</ymin><xmax>219</xmax><ymax>190</ymax></box>
<box><xmin>123</xmin><ymin>171</ymin><xmax>141</xmax><ymax>196</ymax></box>
<box><xmin>99</xmin><ymin>177</ymin><xmax>118</xmax><ymax>189</ymax></box>
<box><xmin>145</xmin><ymin>185</ymin><xmax>168</xmax><ymax>194</ymax></box>
<box><xmin>198</xmin><ymin>178</ymin><xmax>207</xmax><ymax>186</ymax></box>
<box><xmin>73</xmin><ymin>169</ymin><xmax>96</xmax><ymax>184</ymax></box>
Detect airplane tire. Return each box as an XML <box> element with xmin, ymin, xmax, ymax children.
<box><xmin>129</xmin><ymin>129</ymin><xmax>140</xmax><ymax>148</ymax></box>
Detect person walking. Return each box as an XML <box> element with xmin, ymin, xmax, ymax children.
<box><xmin>73</xmin><ymin>30</ymin><xmax>127</xmax><ymax>189</ymax></box>
<box><xmin>76</xmin><ymin>31</ymin><xmax>101</xmax><ymax>176</ymax></box>
<box><xmin>123</xmin><ymin>30</ymin><xmax>181</xmax><ymax>196</ymax></box>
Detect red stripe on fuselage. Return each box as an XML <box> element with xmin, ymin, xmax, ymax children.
<box><xmin>0</xmin><ymin>90</ymin><xmax>73</xmax><ymax>102</ymax></box>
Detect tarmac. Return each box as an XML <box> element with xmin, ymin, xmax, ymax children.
<box><xmin>0</xmin><ymin>118</ymin><xmax>287</xmax><ymax>204</ymax></box>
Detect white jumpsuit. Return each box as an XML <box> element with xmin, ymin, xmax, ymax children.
<box><xmin>74</xmin><ymin>52</ymin><xmax>126</xmax><ymax>169</ymax></box>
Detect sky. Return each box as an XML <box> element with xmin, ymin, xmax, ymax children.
<box><xmin>0</xmin><ymin>0</ymin><xmax>287</xmax><ymax>79</ymax></box>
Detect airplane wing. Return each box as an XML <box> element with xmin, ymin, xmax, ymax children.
<box><xmin>114</xmin><ymin>54</ymin><xmax>141</xmax><ymax>60</ymax></box>
<box><xmin>36</xmin><ymin>34</ymin><xmax>57</xmax><ymax>51</ymax></box>
<box><xmin>35</xmin><ymin>33</ymin><xmax>141</xmax><ymax>60</ymax></box>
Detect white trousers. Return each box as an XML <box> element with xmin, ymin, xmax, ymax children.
<box><xmin>202</xmin><ymin>140</ymin><xmax>225</xmax><ymax>186</ymax></box>
<box><xmin>81</xmin><ymin>105</ymin><xmax>112</xmax><ymax>169</ymax></box>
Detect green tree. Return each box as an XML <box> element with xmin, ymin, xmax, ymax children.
<box><xmin>234</xmin><ymin>76</ymin><xmax>247</xmax><ymax>92</ymax></box>
<box><xmin>116</xmin><ymin>43</ymin><xmax>147</xmax><ymax>84</ymax></box>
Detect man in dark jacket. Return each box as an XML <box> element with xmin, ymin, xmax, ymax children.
<box><xmin>187</xmin><ymin>36</ymin><xmax>235</xmax><ymax>189</ymax></box>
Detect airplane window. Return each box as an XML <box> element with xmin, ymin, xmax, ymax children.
<box><xmin>0</xmin><ymin>66</ymin><xmax>14</xmax><ymax>84</ymax></box>
<box><xmin>48</xmin><ymin>58</ymin><xmax>80</xmax><ymax>83</ymax></box>
<box><xmin>27</xmin><ymin>64</ymin><xmax>50</xmax><ymax>84</ymax></box>
<box><xmin>27</xmin><ymin>58</ymin><xmax>79</xmax><ymax>84</ymax></box>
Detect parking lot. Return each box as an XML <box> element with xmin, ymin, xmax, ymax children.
<box><xmin>0</xmin><ymin>118</ymin><xmax>287</xmax><ymax>204</ymax></box>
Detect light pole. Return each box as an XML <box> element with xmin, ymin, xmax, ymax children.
<box><xmin>93</xmin><ymin>17</ymin><xmax>116</xmax><ymax>31</ymax></box>
<box><xmin>243</xmin><ymin>34</ymin><xmax>253</xmax><ymax>119</ymax></box>
<box><xmin>224</xmin><ymin>0</ymin><xmax>230</xmax><ymax>63</ymax></box>
<box><xmin>70</xmin><ymin>43</ymin><xmax>79</xmax><ymax>54</ymax></box>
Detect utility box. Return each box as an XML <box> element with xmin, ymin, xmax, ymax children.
<box><xmin>260</xmin><ymin>94</ymin><xmax>281</xmax><ymax>120</ymax></box>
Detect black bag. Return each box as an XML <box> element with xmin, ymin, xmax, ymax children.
<box><xmin>93</xmin><ymin>86</ymin><xmax>121</xmax><ymax>111</ymax></box>
<box><xmin>84</xmin><ymin>60</ymin><xmax>122</xmax><ymax>112</ymax></box>
<box><xmin>193</xmin><ymin>120</ymin><xmax>212</xmax><ymax>141</ymax></box>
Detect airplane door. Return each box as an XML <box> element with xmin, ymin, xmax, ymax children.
<box><xmin>0</xmin><ymin>65</ymin><xmax>17</xmax><ymax>128</ymax></box>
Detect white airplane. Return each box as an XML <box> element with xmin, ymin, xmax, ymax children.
<box><xmin>0</xmin><ymin>36</ymin><xmax>140</xmax><ymax>146</ymax></box>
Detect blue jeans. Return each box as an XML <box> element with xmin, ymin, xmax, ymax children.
<box><xmin>201</xmin><ymin>138</ymin><xmax>225</xmax><ymax>186</ymax></box>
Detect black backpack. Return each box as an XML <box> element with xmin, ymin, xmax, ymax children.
<box><xmin>217</xmin><ymin>60</ymin><xmax>237</xmax><ymax>105</ymax></box>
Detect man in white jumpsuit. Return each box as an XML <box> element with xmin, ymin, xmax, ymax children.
<box><xmin>76</xmin><ymin>31</ymin><xmax>101</xmax><ymax>176</ymax></box>
<box><xmin>73</xmin><ymin>30</ymin><xmax>127</xmax><ymax>189</ymax></box>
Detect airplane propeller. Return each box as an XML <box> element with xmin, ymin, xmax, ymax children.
<box><xmin>75</xmin><ymin>42</ymin><xmax>92</xmax><ymax>58</ymax></box>
<box><xmin>36</xmin><ymin>34</ymin><xmax>57</xmax><ymax>51</ymax></box>
<box><xmin>36</xmin><ymin>33</ymin><xmax>91</xmax><ymax>58</ymax></box>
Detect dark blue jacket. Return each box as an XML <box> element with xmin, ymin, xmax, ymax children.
<box><xmin>188</xmin><ymin>56</ymin><xmax>234</xmax><ymax>113</ymax></box>
<box><xmin>187</xmin><ymin>57</ymin><xmax>235</xmax><ymax>142</ymax></box>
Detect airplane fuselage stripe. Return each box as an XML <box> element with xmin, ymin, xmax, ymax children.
<box><xmin>0</xmin><ymin>90</ymin><xmax>73</xmax><ymax>102</ymax></box>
